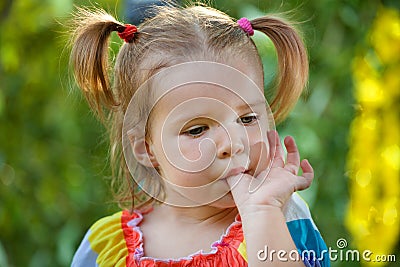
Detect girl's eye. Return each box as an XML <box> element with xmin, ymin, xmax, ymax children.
<box><xmin>239</xmin><ymin>114</ymin><xmax>259</xmax><ymax>125</ymax></box>
<box><xmin>184</xmin><ymin>125</ymin><xmax>209</xmax><ymax>137</ymax></box>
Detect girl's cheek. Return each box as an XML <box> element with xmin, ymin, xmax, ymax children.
<box><xmin>248</xmin><ymin>141</ymin><xmax>270</xmax><ymax>176</ymax></box>
<box><xmin>176</xmin><ymin>137</ymin><xmax>217</xmax><ymax>171</ymax></box>
<box><xmin>247</xmin><ymin>125</ymin><xmax>270</xmax><ymax>176</ymax></box>
<box><xmin>254</xmin><ymin>122</ymin><xmax>271</xmax><ymax>170</ymax></box>
<box><xmin>181</xmin><ymin>144</ymin><xmax>201</xmax><ymax>161</ymax></box>
<box><xmin>178</xmin><ymin>138</ymin><xmax>202</xmax><ymax>160</ymax></box>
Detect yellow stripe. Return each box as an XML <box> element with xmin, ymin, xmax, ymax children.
<box><xmin>237</xmin><ymin>239</ymin><xmax>247</xmax><ymax>262</ymax></box>
<box><xmin>88</xmin><ymin>212</ymin><xmax>129</xmax><ymax>267</ymax></box>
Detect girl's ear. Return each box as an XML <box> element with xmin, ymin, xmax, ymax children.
<box><xmin>128</xmin><ymin>131</ymin><xmax>159</xmax><ymax>168</ymax></box>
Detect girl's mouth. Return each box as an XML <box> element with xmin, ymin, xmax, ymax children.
<box><xmin>222</xmin><ymin>167</ymin><xmax>253</xmax><ymax>179</ymax></box>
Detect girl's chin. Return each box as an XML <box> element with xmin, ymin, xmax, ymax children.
<box><xmin>162</xmin><ymin>180</ymin><xmax>234</xmax><ymax>207</ymax></box>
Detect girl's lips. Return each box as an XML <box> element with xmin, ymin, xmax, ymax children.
<box><xmin>223</xmin><ymin>167</ymin><xmax>247</xmax><ymax>179</ymax></box>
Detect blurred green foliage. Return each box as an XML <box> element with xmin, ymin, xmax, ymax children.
<box><xmin>0</xmin><ymin>0</ymin><xmax>398</xmax><ymax>266</ymax></box>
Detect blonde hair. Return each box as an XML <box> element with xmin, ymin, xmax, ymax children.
<box><xmin>69</xmin><ymin>3</ymin><xmax>308</xmax><ymax>210</ymax></box>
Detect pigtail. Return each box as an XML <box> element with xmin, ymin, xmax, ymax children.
<box><xmin>251</xmin><ymin>16</ymin><xmax>308</xmax><ymax>122</ymax></box>
<box><xmin>69</xmin><ymin>7</ymin><xmax>124</xmax><ymax>118</ymax></box>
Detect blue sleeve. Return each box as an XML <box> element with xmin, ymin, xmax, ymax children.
<box><xmin>71</xmin><ymin>230</ymin><xmax>98</xmax><ymax>267</ymax></box>
<box><xmin>284</xmin><ymin>193</ymin><xmax>330</xmax><ymax>267</ymax></box>
<box><xmin>287</xmin><ymin>219</ymin><xmax>329</xmax><ymax>267</ymax></box>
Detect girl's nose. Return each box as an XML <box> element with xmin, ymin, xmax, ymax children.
<box><xmin>215</xmin><ymin>125</ymin><xmax>245</xmax><ymax>159</ymax></box>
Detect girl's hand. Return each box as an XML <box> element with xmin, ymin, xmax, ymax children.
<box><xmin>227</xmin><ymin>131</ymin><xmax>314</xmax><ymax>214</ymax></box>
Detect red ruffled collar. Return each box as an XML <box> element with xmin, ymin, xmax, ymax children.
<box><xmin>121</xmin><ymin>210</ymin><xmax>247</xmax><ymax>267</ymax></box>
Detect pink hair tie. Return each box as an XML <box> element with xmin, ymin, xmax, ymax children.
<box><xmin>237</xmin><ymin>17</ymin><xmax>254</xmax><ymax>36</ymax></box>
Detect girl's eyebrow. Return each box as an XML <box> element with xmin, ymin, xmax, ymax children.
<box><xmin>169</xmin><ymin>100</ymin><xmax>266</xmax><ymax>125</ymax></box>
<box><xmin>235</xmin><ymin>100</ymin><xmax>266</xmax><ymax>111</ymax></box>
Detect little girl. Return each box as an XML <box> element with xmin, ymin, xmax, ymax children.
<box><xmin>70</xmin><ymin>3</ymin><xmax>330</xmax><ymax>267</ymax></box>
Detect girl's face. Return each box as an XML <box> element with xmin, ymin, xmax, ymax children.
<box><xmin>145</xmin><ymin>61</ymin><xmax>272</xmax><ymax>207</ymax></box>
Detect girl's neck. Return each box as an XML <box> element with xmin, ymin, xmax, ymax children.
<box><xmin>152</xmin><ymin>202</ymin><xmax>238</xmax><ymax>225</ymax></box>
<box><xmin>139</xmin><ymin>203</ymin><xmax>239</xmax><ymax>259</ymax></box>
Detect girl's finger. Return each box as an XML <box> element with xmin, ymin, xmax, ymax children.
<box><xmin>284</xmin><ymin>136</ymin><xmax>300</xmax><ymax>175</ymax></box>
<box><xmin>295</xmin><ymin>159</ymin><xmax>314</xmax><ymax>191</ymax></box>
<box><xmin>227</xmin><ymin>173</ymin><xmax>253</xmax><ymax>200</ymax></box>
<box><xmin>267</xmin><ymin>130</ymin><xmax>284</xmax><ymax>168</ymax></box>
